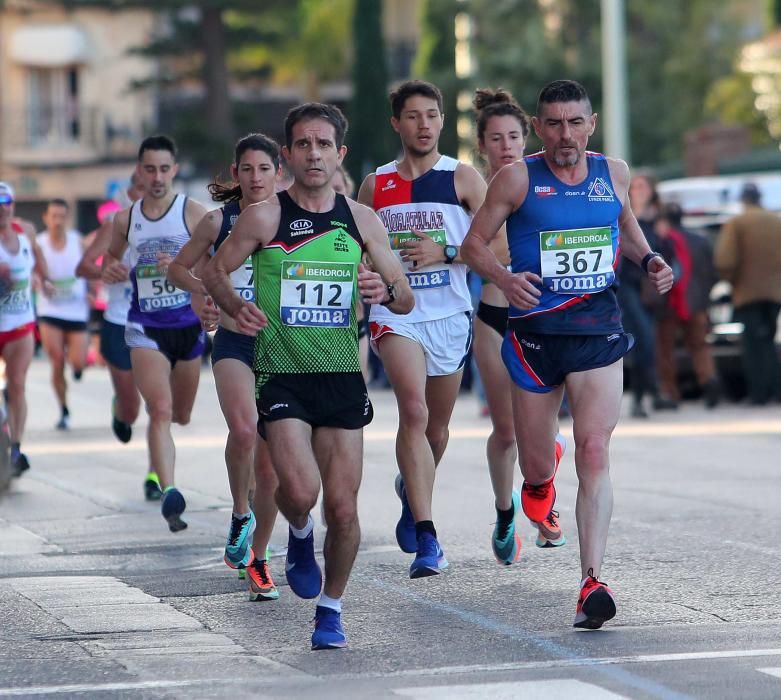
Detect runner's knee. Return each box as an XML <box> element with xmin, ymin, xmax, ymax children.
<box><xmin>146</xmin><ymin>398</ymin><xmax>173</xmax><ymax>423</ymax></box>
<box><xmin>574</xmin><ymin>434</ymin><xmax>610</xmax><ymax>476</ymax></box>
<box><xmin>425</xmin><ymin>424</ymin><xmax>449</xmax><ymax>453</ymax></box>
<box><xmin>226</xmin><ymin>421</ymin><xmax>256</xmax><ymax>452</ymax></box>
<box><xmin>322</xmin><ymin>495</ymin><xmax>358</xmax><ymax>530</ymax></box>
<box><xmin>398</xmin><ymin>396</ymin><xmax>428</xmax><ymax>429</ymax></box>
<box><xmin>279</xmin><ymin>481</ymin><xmax>319</xmax><ymax>515</ymax></box>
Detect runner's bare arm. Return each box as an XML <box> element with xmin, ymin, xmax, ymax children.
<box><xmin>76</xmin><ymin>219</ymin><xmax>113</xmax><ymax>279</ymax></box>
<box><xmin>167</xmin><ymin>209</ymin><xmax>222</xmax><ymax>295</ymax></box>
<box><xmin>183</xmin><ymin>198</ymin><xmax>209</xmax><ymax>236</ymax></box>
<box><xmin>357</xmin><ymin>173</ymin><xmax>376</xmax><ymax>208</ymax></box>
<box><xmin>102</xmin><ymin>209</ymin><xmax>131</xmax><ymax>284</ymax></box>
<box><xmin>203</xmin><ymin>201</ymin><xmax>278</xmax><ymax>333</ymax></box>
<box><xmin>609</xmin><ymin>159</ymin><xmax>673</xmax><ymax>295</ymax></box>
<box><xmin>461</xmin><ymin>163</ymin><xmax>541</xmax><ymax>309</ymax></box>
<box><xmin>26</xmin><ymin>227</ymin><xmax>51</xmax><ymax>282</ymax></box>
<box><xmin>350</xmin><ymin>202</ymin><xmax>414</xmax><ymax>314</ymax></box>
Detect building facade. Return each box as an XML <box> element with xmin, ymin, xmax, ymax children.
<box><xmin>0</xmin><ymin>0</ymin><xmax>157</xmax><ymax>229</ymax></box>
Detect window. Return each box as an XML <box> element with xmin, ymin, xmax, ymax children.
<box><xmin>26</xmin><ymin>66</ymin><xmax>80</xmax><ymax>146</ymax></box>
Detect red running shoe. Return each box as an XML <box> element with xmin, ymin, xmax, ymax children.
<box><xmin>521</xmin><ymin>433</ymin><xmax>566</xmax><ymax>523</ymax></box>
<box><xmin>574</xmin><ymin>568</ymin><xmax>616</xmax><ymax>629</ymax></box>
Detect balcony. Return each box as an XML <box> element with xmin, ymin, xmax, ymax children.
<box><xmin>1</xmin><ymin>105</ymin><xmax>140</xmax><ymax>166</ymax></box>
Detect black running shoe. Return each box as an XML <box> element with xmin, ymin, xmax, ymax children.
<box><xmin>161</xmin><ymin>487</ymin><xmax>187</xmax><ymax>532</ymax></box>
<box><xmin>112</xmin><ymin>416</ymin><xmax>132</xmax><ymax>443</ymax></box>
<box><xmin>143</xmin><ymin>473</ymin><xmax>163</xmax><ymax>501</ymax></box>
<box><xmin>12</xmin><ymin>452</ymin><xmax>29</xmax><ymax>477</ymax></box>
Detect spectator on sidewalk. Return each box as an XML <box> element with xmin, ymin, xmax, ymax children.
<box><xmin>618</xmin><ymin>173</ymin><xmax>668</xmax><ymax>416</ymax></box>
<box><xmin>714</xmin><ymin>183</ymin><xmax>781</xmax><ymax>405</ymax></box>
<box><xmin>654</xmin><ymin>202</ymin><xmax>720</xmax><ymax>408</ymax></box>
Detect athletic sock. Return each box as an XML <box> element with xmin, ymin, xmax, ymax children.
<box><xmin>163</xmin><ymin>485</ymin><xmax>177</xmax><ymax>494</ymax></box>
<box><xmin>62</xmin><ymin>405</ymin><xmax>70</xmax><ymax>418</ymax></box>
<box><xmin>233</xmin><ymin>511</ymin><xmax>252</xmax><ymax>521</ymax></box>
<box><xmin>146</xmin><ymin>472</ymin><xmax>160</xmax><ymax>485</ymax></box>
<box><xmin>318</xmin><ymin>593</ymin><xmax>342</xmax><ymax>613</ymax></box>
<box><xmin>290</xmin><ymin>514</ymin><xmax>314</xmax><ymax>539</ymax></box>
<box><xmin>496</xmin><ymin>502</ymin><xmax>515</xmax><ymax>537</ymax></box>
<box><xmin>415</xmin><ymin>520</ymin><xmax>437</xmax><ymax>539</ymax></box>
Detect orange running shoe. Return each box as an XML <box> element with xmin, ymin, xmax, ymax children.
<box><xmin>247</xmin><ymin>557</ymin><xmax>280</xmax><ymax>601</ymax></box>
<box><xmin>535</xmin><ymin>509</ymin><xmax>566</xmax><ymax>548</ymax></box>
<box><xmin>521</xmin><ymin>433</ymin><xmax>566</xmax><ymax>523</ymax></box>
<box><xmin>574</xmin><ymin>568</ymin><xmax>616</xmax><ymax>629</ymax></box>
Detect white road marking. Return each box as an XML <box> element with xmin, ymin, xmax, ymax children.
<box><xmin>336</xmin><ymin>648</ymin><xmax>781</xmax><ymax>680</ymax></box>
<box><xmin>394</xmin><ymin>679</ymin><xmax>629</xmax><ymax>699</ymax></box>
<box><xmin>0</xmin><ymin>680</ymin><xmax>222</xmax><ymax>696</ymax></box>
<box><xmin>758</xmin><ymin>667</ymin><xmax>781</xmax><ymax>679</ymax></box>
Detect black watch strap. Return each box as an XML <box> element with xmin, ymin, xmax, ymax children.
<box><xmin>380</xmin><ymin>283</ymin><xmax>396</xmax><ymax>306</ymax></box>
<box><xmin>641</xmin><ymin>251</ymin><xmax>663</xmax><ymax>273</ymax></box>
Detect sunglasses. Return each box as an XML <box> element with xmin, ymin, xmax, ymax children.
<box><xmin>0</xmin><ymin>196</ymin><xmax>13</xmax><ymax>205</ymax></box>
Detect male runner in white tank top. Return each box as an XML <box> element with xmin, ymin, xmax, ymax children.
<box><xmin>103</xmin><ymin>135</ymin><xmax>208</xmax><ymax>532</ymax></box>
<box><xmin>35</xmin><ymin>199</ymin><xmax>90</xmax><ymax>430</ymax></box>
<box><xmin>358</xmin><ymin>80</ymin><xmax>488</xmax><ymax>578</ymax></box>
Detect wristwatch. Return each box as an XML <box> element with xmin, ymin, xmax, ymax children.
<box><xmin>380</xmin><ymin>283</ymin><xmax>396</xmax><ymax>306</ymax></box>
<box><xmin>641</xmin><ymin>251</ymin><xmax>663</xmax><ymax>273</ymax></box>
<box><xmin>443</xmin><ymin>244</ymin><xmax>458</xmax><ymax>264</ymax></box>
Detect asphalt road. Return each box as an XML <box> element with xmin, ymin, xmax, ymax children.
<box><xmin>1</xmin><ymin>357</ymin><xmax>781</xmax><ymax>699</ymax></box>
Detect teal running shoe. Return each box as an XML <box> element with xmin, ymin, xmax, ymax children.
<box><xmin>492</xmin><ymin>490</ymin><xmax>521</xmax><ymax>565</ymax></box>
<box><xmin>311</xmin><ymin>606</ymin><xmax>347</xmax><ymax>649</ymax></box>
<box><xmin>224</xmin><ymin>512</ymin><xmax>256</xmax><ymax>569</ymax></box>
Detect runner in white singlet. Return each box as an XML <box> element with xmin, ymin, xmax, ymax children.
<box><xmin>35</xmin><ymin>198</ymin><xmax>90</xmax><ymax>430</ymax></box>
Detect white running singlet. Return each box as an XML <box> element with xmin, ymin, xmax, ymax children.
<box><xmin>36</xmin><ymin>230</ymin><xmax>89</xmax><ymax>322</ymax></box>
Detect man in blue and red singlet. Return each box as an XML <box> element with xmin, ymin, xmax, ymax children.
<box><xmin>462</xmin><ymin>80</ymin><xmax>673</xmax><ymax>630</ymax></box>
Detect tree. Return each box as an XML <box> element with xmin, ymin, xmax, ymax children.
<box><xmin>347</xmin><ymin>0</ymin><xmax>393</xmax><ymax>183</ymax></box>
<box><xmin>414</xmin><ymin>0</ymin><xmax>460</xmax><ymax>157</ymax></box>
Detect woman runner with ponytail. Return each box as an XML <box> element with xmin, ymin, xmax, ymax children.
<box><xmin>471</xmin><ymin>89</ymin><xmax>567</xmax><ymax>566</ymax></box>
<box><xmin>167</xmin><ymin>134</ymin><xmax>282</xmax><ymax>601</ymax></box>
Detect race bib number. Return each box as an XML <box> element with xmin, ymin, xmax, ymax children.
<box><xmin>0</xmin><ymin>280</ymin><xmax>31</xmax><ymax>314</ymax></box>
<box><xmin>231</xmin><ymin>257</ymin><xmax>254</xmax><ymax>302</ymax></box>
<box><xmin>388</xmin><ymin>229</ymin><xmax>451</xmax><ymax>289</ymax></box>
<box><xmin>539</xmin><ymin>227</ymin><xmax>615</xmax><ymax>294</ymax></box>
<box><xmin>51</xmin><ymin>277</ymin><xmax>78</xmax><ymax>303</ymax></box>
<box><xmin>279</xmin><ymin>261</ymin><xmax>354</xmax><ymax>327</ymax></box>
<box><xmin>136</xmin><ymin>264</ymin><xmax>188</xmax><ymax>312</ymax></box>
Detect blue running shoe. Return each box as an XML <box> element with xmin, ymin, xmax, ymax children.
<box><xmin>311</xmin><ymin>605</ymin><xmax>347</xmax><ymax>650</ymax></box>
<box><xmin>409</xmin><ymin>532</ymin><xmax>449</xmax><ymax>578</ymax></box>
<box><xmin>492</xmin><ymin>490</ymin><xmax>521</xmax><ymax>565</ymax></box>
<box><xmin>285</xmin><ymin>527</ymin><xmax>322</xmax><ymax>599</ymax></box>
<box><xmin>394</xmin><ymin>474</ymin><xmax>417</xmax><ymax>554</ymax></box>
<box><xmin>161</xmin><ymin>487</ymin><xmax>187</xmax><ymax>533</ymax></box>
<box><xmin>224</xmin><ymin>511</ymin><xmax>256</xmax><ymax>569</ymax></box>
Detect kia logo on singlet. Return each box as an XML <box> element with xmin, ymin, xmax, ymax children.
<box><xmin>290</xmin><ymin>218</ymin><xmax>314</xmax><ymax>236</ymax></box>
<box><xmin>290</xmin><ymin>218</ymin><xmax>312</xmax><ymax>231</ymax></box>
